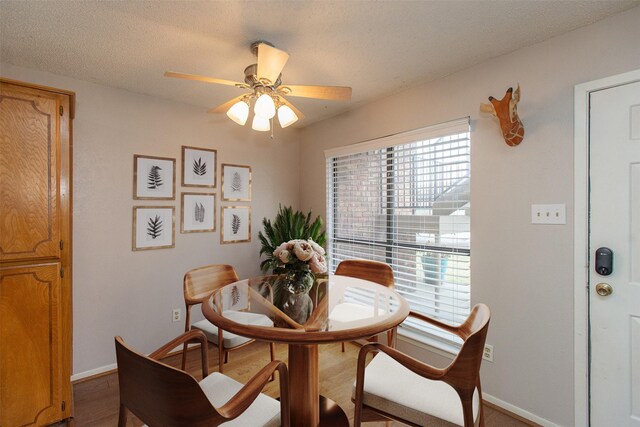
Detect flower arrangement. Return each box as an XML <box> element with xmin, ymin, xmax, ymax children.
<box><xmin>273</xmin><ymin>239</ymin><xmax>327</xmax><ymax>275</ymax></box>
<box><xmin>271</xmin><ymin>239</ymin><xmax>327</xmax><ymax>321</ymax></box>
<box><xmin>258</xmin><ymin>205</ymin><xmax>326</xmax><ymax>273</ymax></box>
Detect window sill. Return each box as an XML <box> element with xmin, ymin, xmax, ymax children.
<box><xmin>397</xmin><ymin>327</ymin><xmax>460</xmax><ymax>359</ymax></box>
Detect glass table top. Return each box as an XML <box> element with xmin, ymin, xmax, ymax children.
<box><xmin>202</xmin><ymin>274</ymin><xmax>410</xmax><ymax>344</ymax></box>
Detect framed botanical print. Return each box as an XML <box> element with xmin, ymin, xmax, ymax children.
<box><xmin>221</xmin><ymin>163</ymin><xmax>251</xmax><ymax>202</ymax></box>
<box><xmin>181</xmin><ymin>192</ymin><xmax>216</xmax><ymax>233</ymax></box>
<box><xmin>132</xmin><ymin>206</ymin><xmax>175</xmax><ymax>251</ymax></box>
<box><xmin>182</xmin><ymin>146</ymin><xmax>217</xmax><ymax>188</ymax></box>
<box><xmin>134</xmin><ymin>155</ymin><xmax>176</xmax><ymax>200</ymax></box>
<box><xmin>221</xmin><ymin>206</ymin><xmax>250</xmax><ymax>244</ymax></box>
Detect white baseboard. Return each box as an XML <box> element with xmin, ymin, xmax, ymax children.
<box><xmin>71</xmin><ymin>363</ymin><xmax>117</xmax><ymax>382</ymax></box>
<box><xmin>483</xmin><ymin>393</ymin><xmax>561</xmax><ymax>427</ymax></box>
<box><xmin>71</xmin><ymin>345</ymin><xmax>191</xmax><ymax>382</ymax></box>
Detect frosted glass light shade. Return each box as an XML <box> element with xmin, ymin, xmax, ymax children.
<box><xmin>226</xmin><ymin>100</ymin><xmax>249</xmax><ymax>125</ymax></box>
<box><xmin>254</xmin><ymin>94</ymin><xmax>276</xmax><ymax>119</ymax></box>
<box><xmin>277</xmin><ymin>105</ymin><xmax>298</xmax><ymax>128</ymax></box>
<box><xmin>252</xmin><ymin>115</ymin><xmax>270</xmax><ymax>131</ymax></box>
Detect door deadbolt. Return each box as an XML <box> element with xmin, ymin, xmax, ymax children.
<box><xmin>595</xmin><ymin>283</ymin><xmax>613</xmax><ymax>297</ymax></box>
<box><xmin>595</xmin><ymin>247</ymin><xmax>613</xmax><ymax>276</ymax></box>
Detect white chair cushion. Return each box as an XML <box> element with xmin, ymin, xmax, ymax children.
<box><xmin>329</xmin><ymin>302</ymin><xmax>386</xmax><ymax>323</ymax></box>
<box><xmin>200</xmin><ymin>372</ymin><xmax>281</xmax><ymax>427</ymax></box>
<box><xmin>353</xmin><ymin>352</ymin><xmax>479</xmax><ymax>427</ymax></box>
<box><xmin>142</xmin><ymin>371</ymin><xmax>280</xmax><ymax>427</ymax></box>
<box><xmin>193</xmin><ymin>311</ymin><xmax>273</xmax><ymax>349</ymax></box>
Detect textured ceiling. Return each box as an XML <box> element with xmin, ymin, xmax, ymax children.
<box><xmin>1</xmin><ymin>1</ymin><xmax>638</xmax><ymax>127</ymax></box>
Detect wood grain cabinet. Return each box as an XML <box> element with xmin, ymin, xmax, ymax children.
<box><xmin>0</xmin><ymin>78</ymin><xmax>74</xmax><ymax>426</ymax></box>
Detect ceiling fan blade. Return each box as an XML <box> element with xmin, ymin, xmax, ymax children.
<box><xmin>257</xmin><ymin>43</ymin><xmax>289</xmax><ymax>85</ymax></box>
<box><xmin>164</xmin><ymin>71</ymin><xmax>244</xmax><ymax>87</ymax></box>
<box><xmin>282</xmin><ymin>84</ymin><xmax>352</xmax><ymax>100</ymax></box>
<box><xmin>208</xmin><ymin>95</ymin><xmax>248</xmax><ymax>114</ymax></box>
<box><xmin>280</xmin><ymin>98</ymin><xmax>305</xmax><ymax>122</ymax></box>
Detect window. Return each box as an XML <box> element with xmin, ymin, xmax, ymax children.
<box><xmin>325</xmin><ymin>118</ymin><xmax>470</xmax><ymax>349</ymax></box>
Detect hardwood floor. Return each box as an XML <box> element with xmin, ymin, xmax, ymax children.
<box><xmin>72</xmin><ymin>341</ymin><xmax>534</xmax><ymax>426</ymax></box>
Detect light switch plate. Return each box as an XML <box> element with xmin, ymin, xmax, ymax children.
<box><xmin>531</xmin><ymin>204</ymin><xmax>566</xmax><ymax>225</ymax></box>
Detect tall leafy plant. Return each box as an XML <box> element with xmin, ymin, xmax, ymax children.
<box><xmin>259</xmin><ymin>205</ymin><xmax>326</xmax><ymax>273</ymax></box>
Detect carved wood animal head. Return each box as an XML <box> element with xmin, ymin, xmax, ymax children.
<box><xmin>480</xmin><ymin>85</ymin><xmax>524</xmax><ymax>146</ymax></box>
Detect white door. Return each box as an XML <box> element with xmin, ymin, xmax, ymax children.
<box><xmin>590</xmin><ymin>79</ymin><xmax>640</xmax><ymax>425</ymax></box>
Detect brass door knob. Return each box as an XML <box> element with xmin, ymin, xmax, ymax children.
<box><xmin>595</xmin><ymin>283</ymin><xmax>613</xmax><ymax>297</ymax></box>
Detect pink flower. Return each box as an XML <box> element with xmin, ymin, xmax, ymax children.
<box><xmin>278</xmin><ymin>250</ymin><xmax>291</xmax><ymax>263</ymax></box>
<box><xmin>308</xmin><ymin>239</ymin><xmax>325</xmax><ymax>256</ymax></box>
<box><xmin>309</xmin><ymin>253</ymin><xmax>327</xmax><ymax>274</ymax></box>
<box><xmin>279</xmin><ymin>241</ymin><xmax>291</xmax><ymax>251</ymax></box>
<box><xmin>293</xmin><ymin>241</ymin><xmax>314</xmax><ymax>261</ymax></box>
<box><xmin>274</xmin><ymin>241</ymin><xmax>292</xmax><ymax>259</ymax></box>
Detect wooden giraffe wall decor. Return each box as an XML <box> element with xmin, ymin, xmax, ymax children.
<box><xmin>480</xmin><ymin>85</ymin><xmax>525</xmax><ymax>146</ymax></box>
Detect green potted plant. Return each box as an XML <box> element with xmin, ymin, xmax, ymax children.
<box><xmin>258</xmin><ymin>205</ymin><xmax>327</xmax><ymax>274</ymax></box>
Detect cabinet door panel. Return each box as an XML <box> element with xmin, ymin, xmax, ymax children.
<box><xmin>0</xmin><ymin>263</ymin><xmax>63</xmax><ymax>426</ymax></box>
<box><xmin>0</xmin><ymin>83</ymin><xmax>60</xmax><ymax>261</ymax></box>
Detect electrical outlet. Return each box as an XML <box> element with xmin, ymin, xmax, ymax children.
<box><xmin>172</xmin><ymin>308</ymin><xmax>181</xmax><ymax>322</ymax></box>
<box><xmin>483</xmin><ymin>344</ymin><xmax>494</xmax><ymax>362</ymax></box>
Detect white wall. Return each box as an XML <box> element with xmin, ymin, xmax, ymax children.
<box><xmin>298</xmin><ymin>6</ymin><xmax>640</xmax><ymax>426</ymax></box>
<box><xmin>0</xmin><ymin>63</ymin><xmax>302</xmax><ymax>375</ymax></box>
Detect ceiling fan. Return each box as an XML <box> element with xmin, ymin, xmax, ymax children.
<box><xmin>164</xmin><ymin>41</ymin><xmax>352</xmax><ymax>131</ymax></box>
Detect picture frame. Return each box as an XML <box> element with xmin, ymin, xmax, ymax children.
<box><xmin>221</xmin><ymin>163</ymin><xmax>251</xmax><ymax>202</ymax></box>
<box><xmin>132</xmin><ymin>206</ymin><xmax>175</xmax><ymax>251</ymax></box>
<box><xmin>182</xmin><ymin>146</ymin><xmax>217</xmax><ymax>188</ymax></box>
<box><xmin>221</xmin><ymin>206</ymin><xmax>251</xmax><ymax>244</ymax></box>
<box><xmin>181</xmin><ymin>192</ymin><xmax>216</xmax><ymax>233</ymax></box>
<box><xmin>133</xmin><ymin>155</ymin><xmax>176</xmax><ymax>200</ymax></box>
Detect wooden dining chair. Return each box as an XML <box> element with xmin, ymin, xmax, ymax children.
<box><xmin>353</xmin><ymin>304</ymin><xmax>491</xmax><ymax>427</ymax></box>
<box><xmin>182</xmin><ymin>264</ymin><xmax>276</xmax><ymax>373</ymax></box>
<box><xmin>335</xmin><ymin>259</ymin><xmax>396</xmax><ymax>351</ymax></box>
<box><xmin>115</xmin><ymin>330</ymin><xmax>290</xmax><ymax>427</ymax></box>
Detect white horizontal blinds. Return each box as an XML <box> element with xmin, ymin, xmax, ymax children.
<box><xmin>326</xmin><ymin>118</ymin><xmax>471</xmax><ymax>347</ymax></box>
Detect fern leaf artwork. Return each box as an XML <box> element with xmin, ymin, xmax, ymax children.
<box><xmin>147</xmin><ymin>215</ymin><xmax>163</xmax><ymax>239</ymax></box>
<box><xmin>147</xmin><ymin>165</ymin><xmax>163</xmax><ymax>189</ymax></box>
<box><xmin>231</xmin><ymin>172</ymin><xmax>242</xmax><ymax>193</ymax></box>
<box><xmin>194</xmin><ymin>202</ymin><xmax>205</xmax><ymax>223</ymax></box>
<box><xmin>231</xmin><ymin>214</ymin><xmax>241</xmax><ymax>235</ymax></box>
<box><xmin>193</xmin><ymin>157</ymin><xmax>207</xmax><ymax>176</ymax></box>
<box><xmin>231</xmin><ymin>285</ymin><xmax>240</xmax><ymax>306</ymax></box>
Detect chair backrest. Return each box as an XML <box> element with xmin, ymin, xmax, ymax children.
<box><xmin>440</xmin><ymin>304</ymin><xmax>491</xmax><ymax>392</ymax></box>
<box><xmin>335</xmin><ymin>259</ymin><xmax>394</xmax><ymax>288</ymax></box>
<box><xmin>184</xmin><ymin>264</ymin><xmax>240</xmax><ymax>306</ymax></box>
<box><xmin>115</xmin><ymin>336</ymin><xmax>222</xmax><ymax>427</ymax></box>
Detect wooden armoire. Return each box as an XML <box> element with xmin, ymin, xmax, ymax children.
<box><xmin>0</xmin><ymin>78</ymin><xmax>74</xmax><ymax>425</ymax></box>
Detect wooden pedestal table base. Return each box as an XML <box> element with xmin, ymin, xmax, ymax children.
<box><xmin>288</xmin><ymin>344</ymin><xmax>348</xmax><ymax>427</ymax></box>
<box><xmin>317</xmin><ymin>395</ymin><xmax>349</xmax><ymax>427</ymax></box>
<box><xmin>202</xmin><ymin>275</ymin><xmax>410</xmax><ymax>427</ymax></box>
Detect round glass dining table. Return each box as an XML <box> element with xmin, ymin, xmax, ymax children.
<box><xmin>202</xmin><ymin>274</ymin><xmax>410</xmax><ymax>427</ymax></box>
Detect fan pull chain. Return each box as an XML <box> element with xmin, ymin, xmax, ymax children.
<box><xmin>270</xmin><ymin>118</ymin><xmax>274</xmax><ymax>139</ymax></box>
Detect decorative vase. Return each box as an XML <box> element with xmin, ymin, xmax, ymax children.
<box><xmin>274</xmin><ymin>270</ymin><xmax>315</xmax><ymax>324</ymax></box>
<box><xmin>284</xmin><ymin>270</ymin><xmax>315</xmax><ymax>294</ymax></box>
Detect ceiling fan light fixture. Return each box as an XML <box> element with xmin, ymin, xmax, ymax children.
<box><xmin>254</xmin><ymin>93</ymin><xmax>276</xmax><ymax>119</ymax></box>
<box><xmin>226</xmin><ymin>99</ymin><xmax>249</xmax><ymax>125</ymax></box>
<box><xmin>277</xmin><ymin>105</ymin><xmax>298</xmax><ymax>128</ymax></box>
<box><xmin>252</xmin><ymin>115</ymin><xmax>270</xmax><ymax>131</ymax></box>
<box><xmin>166</xmin><ymin>41</ymin><xmax>350</xmax><ymax>133</ymax></box>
